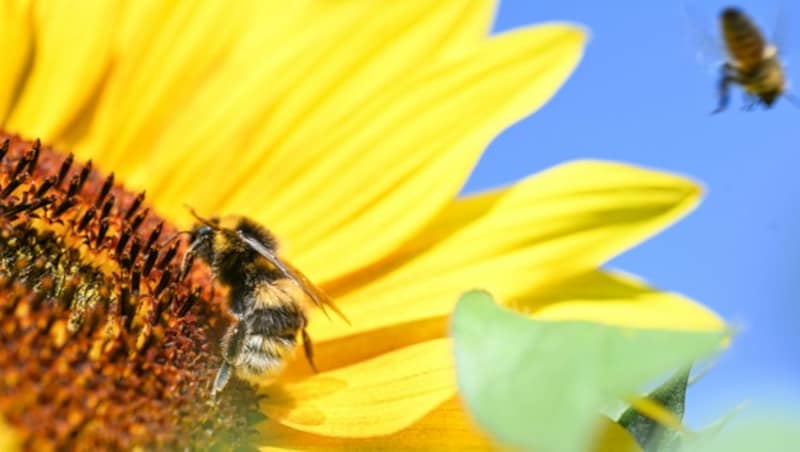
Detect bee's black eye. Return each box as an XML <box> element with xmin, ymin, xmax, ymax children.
<box><xmin>189</xmin><ymin>225</ymin><xmax>213</xmax><ymax>245</ymax></box>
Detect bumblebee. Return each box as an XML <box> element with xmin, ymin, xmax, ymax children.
<box><xmin>181</xmin><ymin>211</ymin><xmax>346</xmax><ymax>398</ymax></box>
<box><xmin>714</xmin><ymin>7</ymin><xmax>787</xmax><ymax>112</ymax></box>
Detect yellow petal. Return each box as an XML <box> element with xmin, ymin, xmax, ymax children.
<box><xmin>262</xmin><ymin>24</ymin><xmax>586</xmax><ymax>283</ymax></box>
<box><xmin>259</xmin><ymin>398</ymin><xmax>496</xmax><ymax>451</ymax></box>
<box><xmin>283</xmin><ymin>316</ymin><xmax>446</xmax><ymax>379</ymax></box>
<box><xmin>291</xmin><ymin>272</ymin><xmax>720</xmax><ymax>383</ymax></box>
<box><xmin>139</xmin><ymin>22</ymin><xmax>585</xmax><ymax>285</ymax></box>
<box><xmin>0</xmin><ymin>0</ymin><xmax>33</xmax><ymax>123</ymax></box>
<box><xmin>521</xmin><ymin>271</ymin><xmax>724</xmax><ymax>331</ymax></box>
<box><xmin>106</xmin><ymin>2</ymin><xmax>502</xmax><ymax>205</ymax></box>
<box><xmin>439</xmin><ymin>0</ymin><xmax>498</xmax><ymax>52</ymax></box>
<box><xmin>257</xmin><ymin>400</ymin><xmax>640</xmax><ymax>451</ymax></box>
<box><xmin>261</xmin><ymin>339</ymin><xmax>455</xmax><ymax>437</ymax></box>
<box><xmin>73</xmin><ymin>0</ymin><xmax>263</xmax><ymax>167</ymax></box>
<box><xmin>5</xmin><ymin>0</ymin><xmax>117</xmax><ymax>141</ymax></box>
<box><xmin>322</xmin><ymin>185</ymin><xmax>504</xmax><ymax>296</ymax></box>
<box><xmin>311</xmin><ymin>161</ymin><xmax>707</xmax><ymax>343</ymax></box>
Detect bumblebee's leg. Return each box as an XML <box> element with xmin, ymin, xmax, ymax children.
<box><xmin>211</xmin><ymin>361</ymin><xmax>232</xmax><ymax>400</ymax></box>
<box><xmin>223</xmin><ymin>321</ymin><xmax>247</xmax><ymax>364</ymax></box>
<box><xmin>712</xmin><ymin>63</ymin><xmax>736</xmax><ymax>114</ymax></box>
<box><xmin>209</xmin><ymin>275</ymin><xmax>217</xmax><ymax>305</ymax></box>
<box><xmin>211</xmin><ymin>321</ymin><xmax>247</xmax><ymax>399</ymax></box>
<box><xmin>179</xmin><ymin>241</ymin><xmax>198</xmax><ymax>281</ymax></box>
<box><xmin>301</xmin><ymin>328</ymin><xmax>318</xmax><ymax>373</ymax></box>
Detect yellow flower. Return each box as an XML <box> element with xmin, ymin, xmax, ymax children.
<box><xmin>0</xmin><ymin>0</ymin><xmax>724</xmax><ymax>449</ymax></box>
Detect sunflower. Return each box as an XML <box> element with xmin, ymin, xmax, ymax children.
<box><xmin>0</xmin><ymin>1</ymin><xmax>724</xmax><ymax>450</ymax></box>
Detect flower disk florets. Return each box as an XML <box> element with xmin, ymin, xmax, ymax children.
<box><xmin>0</xmin><ymin>134</ymin><xmax>261</xmax><ymax>450</ymax></box>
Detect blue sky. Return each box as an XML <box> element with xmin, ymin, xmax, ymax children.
<box><xmin>473</xmin><ymin>1</ymin><xmax>799</xmax><ymax>425</ymax></box>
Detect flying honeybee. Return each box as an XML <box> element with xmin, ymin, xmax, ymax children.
<box><xmin>714</xmin><ymin>7</ymin><xmax>790</xmax><ymax>112</ymax></box>
<box><xmin>180</xmin><ymin>210</ymin><xmax>347</xmax><ymax>398</ymax></box>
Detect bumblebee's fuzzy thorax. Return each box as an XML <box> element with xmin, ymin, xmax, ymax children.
<box><xmin>189</xmin><ymin>217</ymin><xmax>280</xmax><ymax>288</ymax></box>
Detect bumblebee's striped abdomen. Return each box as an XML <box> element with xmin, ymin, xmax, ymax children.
<box><xmin>721</xmin><ymin>8</ymin><xmax>767</xmax><ymax>70</ymax></box>
<box><xmin>221</xmin><ymin>314</ymin><xmax>301</xmax><ymax>385</ymax></box>
<box><xmin>237</xmin><ymin>334</ymin><xmax>295</xmax><ymax>383</ymax></box>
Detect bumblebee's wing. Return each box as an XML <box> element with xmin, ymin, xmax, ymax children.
<box><xmin>282</xmin><ymin>259</ymin><xmax>350</xmax><ymax>325</ymax></box>
<box><xmin>237</xmin><ymin>231</ymin><xmax>349</xmax><ymax>324</ymax></box>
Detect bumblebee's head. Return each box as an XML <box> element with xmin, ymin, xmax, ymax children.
<box><xmin>185</xmin><ymin>207</ymin><xmax>221</xmax><ymax>263</ymax></box>
<box><xmin>187</xmin><ymin>221</ymin><xmax>217</xmax><ymax>263</ymax></box>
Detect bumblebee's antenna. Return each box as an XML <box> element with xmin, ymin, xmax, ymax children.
<box><xmin>160</xmin><ymin>230</ymin><xmax>193</xmax><ymax>246</ymax></box>
<box><xmin>185</xmin><ymin>204</ymin><xmax>218</xmax><ymax>229</ymax></box>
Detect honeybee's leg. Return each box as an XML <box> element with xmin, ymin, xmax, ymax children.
<box><xmin>713</xmin><ymin>76</ymin><xmax>734</xmax><ymax>114</ymax></box>
<box><xmin>742</xmin><ymin>92</ymin><xmax>759</xmax><ymax>111</ymax></box>
<box><xmin>301</xmin><ymin>328</ymin><xmax>318</xmax><ymax>373</ymax></box>
<box><xmin>712</xmin><ymin>64</ymin><xmax>736</xmax><ymax>114</ymax></box>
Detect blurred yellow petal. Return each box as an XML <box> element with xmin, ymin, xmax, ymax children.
<box><xmin>5</xmin><ymin>0</ymin><xmax>117</xmax><ymax>140</ymax></box>
<box><xmin>593</xmin><ymin>418</ymin><xmax>643</xmax><ymax>452</ymax></box>
<box><xmin>0</xmin><ymin>414</ymin><xmax>20</xmax><ymax>452</ymax></box>
<box><xmin>312</xmin><ymin>160</ymin><xmax>705</xmax><ymax>342</ymax></box>
<box><xmin>259</xmin><ymin>398</ymin><xmax>495</xmax><ymax>451</ymax></box>
<box><xmin>0</xmin><ymin>0</ymin><xmax>33</xmax><ymax>122</ymax></box>
<box><xmin>623</xmin><ymin>396</ymin><xmax>686</xmax><ymax>434</ymax></box>
<box><xmin>262</xmin><ymin>339</ymin><xmax>455</xmax><ymax>437</ymax></box>
<box><xmin>521</xmin><ymin>271</ymin><xmax>724</xmax><ymax>331</ymax></box>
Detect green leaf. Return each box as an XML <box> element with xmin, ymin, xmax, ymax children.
<box><xmin>678</xmin><ymin>402</ymin><xmax>745</xmax><ymax>451</ymax></box>
<box><xmin>679</xmin><ymin>412</ymin><xmax>800</xmax><ymax>452</ymax></box>
<box><xmin>451</xmin><ymin>291</ymin><xmax>726</xmax><ymax>452</ymax></box>
<box><xmin>618</xmin><ymin>367</ymin><xmax>690</xmax><ymax>451</ymax></box>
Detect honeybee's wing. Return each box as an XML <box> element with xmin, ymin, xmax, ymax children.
<box><xmin>773</xmin><ymin>4</ymin><xmax>790</xmax><ymax>58</ymax></box>
<box><xmin>682</xmin><ymin>5</ymin><xmax>727</xmax><ymax>71</ymax></box>
<box><xmin>237</xmin><ymin>231</ymin><xmax>350</xmax><ymax>324</ymax></box>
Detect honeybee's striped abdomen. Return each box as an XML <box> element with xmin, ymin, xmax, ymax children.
<box><xmin>721</xmin><ymin>7</ymin><xmax>767</xmax><ymax>70</ymax></box>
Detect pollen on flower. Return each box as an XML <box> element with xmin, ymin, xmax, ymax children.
<box><xmin>0</xmin><ymin>133</ymin><xmax>263</xmax><ymax>450</ymax></box>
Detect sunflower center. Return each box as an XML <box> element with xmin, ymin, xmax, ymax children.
<box><xmin>0</xmin><ymin>133</ymin><xmax>261</xmax><ymax>449</ymax></box>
